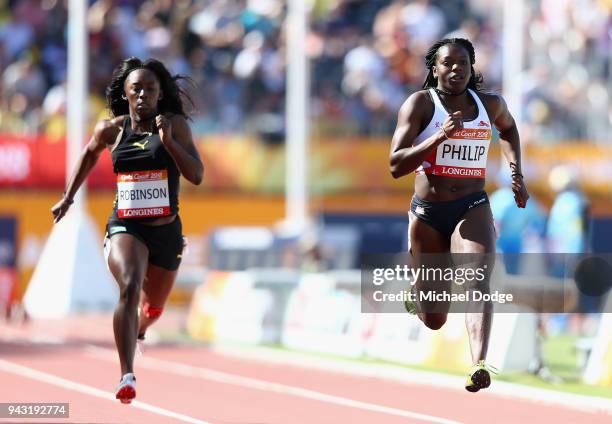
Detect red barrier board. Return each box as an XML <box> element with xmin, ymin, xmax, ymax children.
<box><xmin>0</xmin><ymin>135</ymin><xmax>115</xmax><ymax>188</ymax></box>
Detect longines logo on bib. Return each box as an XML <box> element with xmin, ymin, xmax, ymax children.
<box><xmin>116</xmin><ymin>169</ymin><xmax>170</xmax><ymax>218</ymax></box>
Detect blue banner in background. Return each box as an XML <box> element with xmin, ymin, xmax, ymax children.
<box><xmin>0</xmin><ymin>216</ymin><xmax>17</xmax><ymax>267</ymax></box>
<box><xmin>0</xmin><ymin>216</ymin><xmax>17</xmax><ymax>310</ymax></box>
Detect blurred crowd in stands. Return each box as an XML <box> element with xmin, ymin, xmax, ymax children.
<box><xmin>0</xmin><ymin>0</ymin><xmax>609</xmax><ymax>142</ymax></box>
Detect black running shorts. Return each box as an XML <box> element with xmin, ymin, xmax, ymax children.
<box><xmin>104</xmin><ymin>216</ymin><xmax>184</xmax><ymax>271</ymax></box>
<box><xmin>410</xmin><ymin>191</ymin><xmax>489</xmax><ymax>240</ymax></box>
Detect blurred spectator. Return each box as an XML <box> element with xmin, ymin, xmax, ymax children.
<box><xmin>400</xmin><ymin>0</ymin><xmax>447</xmax><ymax>53</ymax></box>
<box><xmin>490</xmin><ymin>167</ymin><xmax>556</xmax><ymax>382</ymax></box>
<box><xmin>545</xmin><ymin>164</ymin><xmax>599</xmax><ymax>337</ymax></box>
<box><xmin>490</xmin><ymin>167</ymin><xmax>547</xmax><ymax>273</ymax></box>
<box><xmin>41</xmin><ymin>79</ymin><xmax>67</xmax><ymax>139</ymax></box>
<box><xmin>0</xmin><ymin>0</ymin><xmax>609</xmax><ymax>142</ymax></box>
<box><xmin>3</xmin><ymin>56</ymin><xmax>47</xmax><ymax>109</ymax></box>
<box><xmin>546</xmin><ymin>165</ymin><xmax>589</xmax><ymax>255</ymax></box>
<box><xmin>0</xmin><ymin>2</ymin><xmax>36</xmax><ymax>63</ymax></box>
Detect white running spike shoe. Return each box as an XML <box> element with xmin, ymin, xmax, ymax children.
<box><xmin>115</xmin><ymin>373</ymin><xmax>136</xmax><ymax>404</ymax></box>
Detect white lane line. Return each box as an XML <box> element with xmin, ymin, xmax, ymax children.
<box><xmin>214</xmin><ymin>345</ymin><xmax>612</xmax><ymax>415</ymax></box>
<box><xmin>0</xmin><ymin>358</ymin><xmax>211</xmax><ymax>424</ymax></box>
<box><xmin>86</xmin><ymin>346</ymin><xmax>463</xmax><ymax>424</ymax></box>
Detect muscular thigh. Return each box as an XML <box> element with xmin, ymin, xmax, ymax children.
<box><xmin>409</xmin><ymin>212</ymin><xmax>450</xmax><ymax>255</ymax></box>
<box><xmin>106</xmin><ymin>233</ymin><xmax>149</xmax><ymax>289</ymax></box>
<box><xmin>141</xmin><ymin>264</ymin><xmax>178</xmax><ymax>308</ymax></box>
<box><xmin>409</xmin><ymin>212</ymin><xmax>452</xmax><ymax>275</ymax></box>
<box><xmin>450</xmin><ymin>204</ymin><xmax>496</xmax><ymax>299</ymax></box>
<box><xmin>409</xmin><ymin>212</ymin><xmax>452</xmax><ymax>315</ymax></box>
<box><xmin>450</xmin><ymin>204</ymin><xmax>496</xmax><ymax>254</ymax></box>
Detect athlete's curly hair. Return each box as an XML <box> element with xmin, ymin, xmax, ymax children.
<box><xmin>106</xmin><ymin>57</ymin><xmax>194</xmax><ymax>118</ymax></box>
<box><xmin>422</xmin><ymin>38</ymin><xmax>484</xmax><ymax>91</ymax></box>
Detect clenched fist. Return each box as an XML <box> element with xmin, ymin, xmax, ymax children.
<box><xmin>441</xmin><ymin>111</ymin><xmax>463</xmax><ymax>139</ymax></box>
<box><xmin>156</xmin><ymin>114</ymin><xmax>172</xmax><ymax>145</ymax></box>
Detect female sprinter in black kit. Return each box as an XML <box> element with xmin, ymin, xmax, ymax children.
<box><xmin>389</xmin><ymin>39</ymin><xmax>529</xmax><ymax>392</ymax></box>
<box><xmin>52</xmin><ymin>58</ymin><xmax>203</xmax><ymax>404</ymax></box>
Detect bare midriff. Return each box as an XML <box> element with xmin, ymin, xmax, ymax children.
<box><xmin>415</xmin><ymin>174</ymin><xmax>485</xmax><ymax>201</ymax></box>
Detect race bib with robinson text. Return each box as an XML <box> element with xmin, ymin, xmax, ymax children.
<box><xmin>116</xmin><ymin>169</ymin><xmax>170</xmax><ymax>218</ymax></box>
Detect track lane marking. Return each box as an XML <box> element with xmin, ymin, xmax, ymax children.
<box><xmin>86</xmin><ymin>345</ymin><xmax>463</xmax><ymax>424</ymax></box>
<box><xmin>0</xmin><ymin>358</ymin><xmax>211</xmax><ymax>424</ymax></box>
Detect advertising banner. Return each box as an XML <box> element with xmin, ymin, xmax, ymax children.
<box><xmin>0</xmin><ymin>135</ymin><xmax>114</xmax><ymax>188</ymax></box>
<box><xmin>2</xmin><ymin>135</ymin><xmax>611</xmax><ymax>199</ymax></box>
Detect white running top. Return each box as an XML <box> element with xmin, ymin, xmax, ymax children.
<box><xmin>413</xmin><ymin>88</ymin><xmax>492</xmax><ymax>179</ymax></box>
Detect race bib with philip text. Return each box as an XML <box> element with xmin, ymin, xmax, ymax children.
<box><xmin>433</xmin><ymin>128</ymin><xmax>491</xmax><ymax>178</ymax></box>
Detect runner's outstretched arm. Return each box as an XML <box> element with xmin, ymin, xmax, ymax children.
<box><xmin>490</xmin><ymin>95</ymin><xmax>529</xmax><ymax>208</ymax></box>
<box><xmin>51</xmin><ymin>119</ymin><xmax>119</xmax><ymax>223</ymax></box>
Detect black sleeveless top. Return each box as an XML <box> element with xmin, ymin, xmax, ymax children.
<box><xmin>110</xmin><ymin>116</ymin><xmax>180</xmax><ymax>219</ymax></box>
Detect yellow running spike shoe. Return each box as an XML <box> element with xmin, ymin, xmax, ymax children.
<box><xmin>404</xmin><ymin>285</ymin><xmax>418</xmax><ymax>314</ymax></box>
<box><xmin>465</xmin><ymin>360</ymin><xmax>498</xmax><ymax>392</ymax></box>
<box><xmin>404</xmin><ymin>297</ymin><xmax>418</xmax><ymax>314</ymax></box>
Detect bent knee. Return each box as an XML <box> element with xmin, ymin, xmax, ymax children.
<box><xmin>118</xmin><ymin>279</ymin><xmax>142</xmax><ymax>306</ymax></box>
<box><xmin>421</xmin><ymin>313</ymin><xmax>447</xmax><ymax>330</ymax></box>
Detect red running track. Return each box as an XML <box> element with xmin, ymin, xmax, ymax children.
<box><xmin>0</xmin><ymin>315</ymin><xmax>610</xmax><ymax>424</ymax></box>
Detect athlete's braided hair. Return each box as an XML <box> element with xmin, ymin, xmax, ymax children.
<box><xmin>106</xmin><ymin>57</ymin><xmax>194</xmax><ymax>118</ymax></box>
<box><xmin>422</xmin><ymin>38</ymin><xmax>483</xmax><ymax>91</ymax></box>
